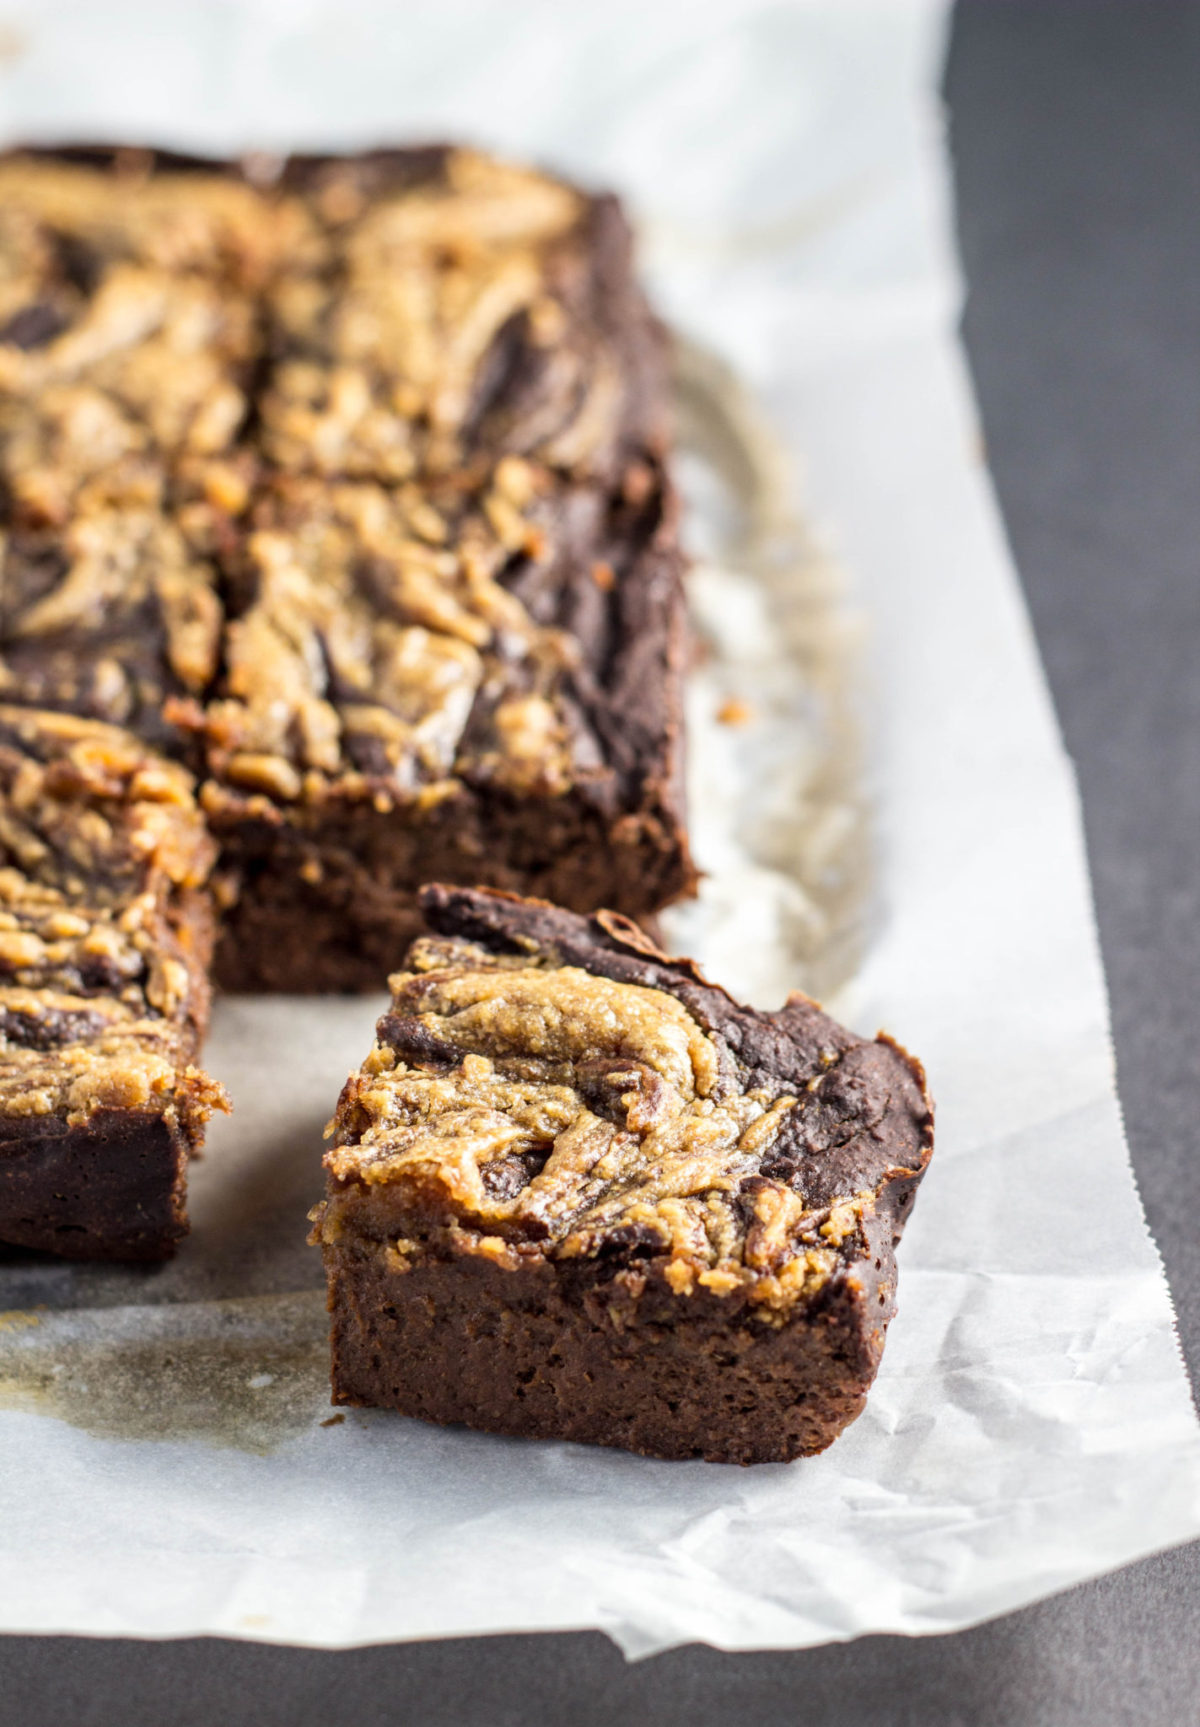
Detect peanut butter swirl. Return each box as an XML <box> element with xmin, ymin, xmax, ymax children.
<box><xmin>319</xmin><ymin>887</ymin><xmax>934</xmax><ymax>1317</ymax></box>
<box><xmin>262</xmin><ymin>149</ymin><xmax>596</xmax><ymax>479</ymax></box>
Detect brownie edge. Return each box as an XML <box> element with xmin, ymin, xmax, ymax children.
<box><xmin>313</xmin><ymin>886</ymin><xmax>934</xmax><ymax>1464</ymax></box>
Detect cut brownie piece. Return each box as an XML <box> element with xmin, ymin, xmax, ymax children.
<box><xmin>0</xmin><ymin>705</ymin><xmax>227</xmax><ymax>1258</ymax></box>
<box><xmin>312</xmin><ymin>886</ymin><xmax>933</xmax><ymax>1464</ymax></box>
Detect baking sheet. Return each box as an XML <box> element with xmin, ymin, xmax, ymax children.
<box><xmin>1</xmin><ymin>0</ymin><xmax>1198</xmax><ymax>1659</ymax></box>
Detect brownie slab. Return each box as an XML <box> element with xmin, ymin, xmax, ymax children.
<box><xmin>0</xmin><ymin>145</ymin><xmax>696</xmax><ymax>989</ymax></box>
<box><xmin>312</xmin><ymin>886</ymin><xmax>934</xmax><ymax>1464</ymax></box>
<box><xmin>0</xmin><ymin>705</ymin><xmax>227</xmax><ymax>1258</ymax></box>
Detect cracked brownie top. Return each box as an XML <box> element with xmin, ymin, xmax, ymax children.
<box><xmin>0</xmin><ymin>146</ymin><xmax>681</xmax><ymax>818</ymax></box>
<box><xmin>319</xmin><ymin>887</ymin><xmax>933</xmax><ymax>1317</ymax></box>
<box><xmin>0</xmin><ymin>704</ymin><xmax>225</xmax><ymax>1127</ymax></box>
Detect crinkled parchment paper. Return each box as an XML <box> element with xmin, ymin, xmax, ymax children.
<box><xmin>0</xmin><ymin>0</ymin><xmax>1197</xmax><ymax>1659</ymax></box>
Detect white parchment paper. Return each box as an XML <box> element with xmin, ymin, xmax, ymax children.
<box><xmin>0</xmin><ymin>0</ymin><xmax>1198</xmax><ymax>1658</ymax></box>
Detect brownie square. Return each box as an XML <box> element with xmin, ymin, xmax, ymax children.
<box><xmin>312</xmin><ymin>886</ymin><xmax>934</xmax><ymax>1463</ymax></box>
<box><xmin>0</xmin><ymin>705</ymin><xmax>226</xmax><ymax>1258</ymax></box>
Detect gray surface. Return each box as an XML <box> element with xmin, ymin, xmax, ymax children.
<box><xmin>4</xmin><ymin>4</ymin><xmax>1200</xmax><ymax>1721</ymax></box>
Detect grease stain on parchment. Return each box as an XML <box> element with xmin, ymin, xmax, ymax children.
<box><xmin>0</xmin><ymin>1289</ymin><xmax>331</xmax><ymax>1452</ymax></box>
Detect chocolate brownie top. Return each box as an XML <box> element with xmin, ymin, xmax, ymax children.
<box><xmin>0</xmin><ymin>148</ymin><xmax>684</xmax><ymax>825</ymax></box>
<box><xmin>0</xmin><ymin>704</ymin><xmax>224</xmax><ymax>1127</ymax></box>
<box><xmin>323</xmin><ymin>886</ymin><xmax>933</xmax><ymax>1317</ymax></box>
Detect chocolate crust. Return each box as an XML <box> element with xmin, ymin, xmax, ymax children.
<box><xmin>314</xmin><ymin>887</ymin><xmax>934</xmax><ymax>1463</ymax></box>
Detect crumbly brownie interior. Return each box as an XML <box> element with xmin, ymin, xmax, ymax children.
<box><xmin>0</xmin><ymin>704</ymin><xmax>226</xmax><ymax>1257</ymax></box>
<box><xmin>312</xmin><ymin>886</ymin><xmax>933</xmax><ymax>1463</ymax></box>
<box><xmin>0</xmin><ymin>148</ymin><xmax>695</xmax><ymax>990</ymax></box>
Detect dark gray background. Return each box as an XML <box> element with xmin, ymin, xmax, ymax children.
<box><xmin>4</xmin><ymin>4</ymin><xmax>1199</xmax><ymax>1721</ymax></box>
